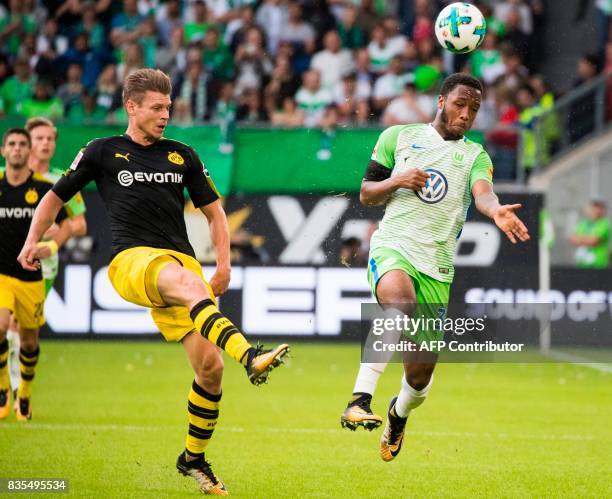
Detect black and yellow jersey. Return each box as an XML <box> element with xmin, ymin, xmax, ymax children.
<box><xmin>52</xmin><ymin>135</ymin><xmax>220</xmax><ymax>258</ymax></box>
<box><xmin>0</xmin><ymin>171</ymin><xmax>67</xmax><ymax>281</ymax></box>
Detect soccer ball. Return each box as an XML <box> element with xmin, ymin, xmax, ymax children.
<box><xmin>435</xmin><ymin>2</ymin><xmax>487</xmax><ymax>54</ymax></box>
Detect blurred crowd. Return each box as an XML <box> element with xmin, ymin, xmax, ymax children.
<box><xmin>0</xmin><ymin>0</ymin><xmax>610</xmax><ymax>179</ymax></box>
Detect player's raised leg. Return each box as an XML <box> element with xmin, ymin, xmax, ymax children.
<box><xmin>374</xmin><ymin>268</ymin><xmax>421</xmax><ymax>460</ymax></box>
<box><xmin>341</xmin><ymin>249</ymin><xmax>417</xmax><ymax>431</ymax></box>
<box><xmin>0</xmin><ymin>309</ymin><xmax>10</xmax><ymax>420</ymax></box>
<box><xmin>176</xmin><ymin>331</ymin><xmax>228</xmax><ymax>495</ymax></box>
<box><xmin>377</xmin><ymin>268</ymin><xmax>442</xmax><ymax>462</ymax></box>
<box><xmin>156</xmin><ymin>261</ymin><xmax>289</xmax><ymax>385</ymax></box>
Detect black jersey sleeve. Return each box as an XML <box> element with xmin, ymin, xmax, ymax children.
<box><xmin>53</xmin><ymin>139</ymin><xmax>104</xmax><ymax>202</ymax></box>
<box><xmin>184</xmin><ymin>147</ymin><xmax>220</xmax><ymax>208</ymax></box>
<box><xmin>56</xmin><ymin>205</ymin><xmax>68</xmax><ymax>224</ymax></box>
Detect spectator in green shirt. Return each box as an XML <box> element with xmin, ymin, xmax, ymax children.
<box><xmin>202</xmin><ymin>26</ymin><xmax>235</xmax><ymax>81</ymax></box>
<box><xmin>0</xmin><ymin>58</ymin><xmax>35</xmax><ymax>116</ymax></box>
<box><xmin>75</xmin><ymin>3</ymin><xmax>106</xmax><ymax>52</ymax></box>
<box><xmin>66</xmin><ymin>90</ymin><xmax>110</xmax><ymax>123</ymax></box>
<box><xmin>185</xmin><ymin>0</ymin><xmax>216</xmax><ymax>44</ymax></box>
<box><xmin>0</xmin><ymin>0</ymin><xmax>37</xmax><ymax>57</ymax></box>
<box><xmin>20</xmin><ymin>81</ymin><xmax>64</xmax><ymax>120</ymax></box>
<box><xmin>570</xmin><ymin>199</ymin><xmax>610</xmax><ymax>269</ymax></box>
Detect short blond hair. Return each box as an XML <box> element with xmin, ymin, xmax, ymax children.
<box><xmin>25</xmin><ymin>117</ymin><xmax>58</xmax><ymax>139</ymax></box>
<box><xmin>123</xmin><ymin>68</ymin><xmax>172</xmax><ymax>104</ymax></box>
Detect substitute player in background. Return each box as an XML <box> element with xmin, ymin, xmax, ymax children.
<box><xmin>19</xmin><ymin>68</ymin><xmax>289</xmax><ymax>495</ymax></box>
<box><xmin>339</xmin><ymin>74</ymin><xmax>530</xmax><ymax>461</ymax></box>
<box><xmin>3</xmin><ymin>117</ymin><xmax>88</xmax><ymax>399</ymax></box>
<box><xmin>0</xmin><ymin>128</ymin><xmax>71</xmax><ymax>421</ymax></box>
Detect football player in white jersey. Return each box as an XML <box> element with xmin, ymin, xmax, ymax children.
<box><xmin>339</xmin><ymin>73</ymin><xmax>530</xmax><ymax>462</ymax></box>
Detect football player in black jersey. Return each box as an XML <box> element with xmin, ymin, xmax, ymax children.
<box><xmin>18</xmin><ymin>69</ymin><xmax>289</xmax><ymax>495</ymax></box>
<box><xmin>0</xmin><ymin>128</ymin><xmax>71</xmax><ymax>421</ymax></box>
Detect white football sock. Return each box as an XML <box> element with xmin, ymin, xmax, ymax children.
<box><xmin>6</xmin><ymin>329</ymin><xmax>20</xmax><ymax>391</ymax></box>
<box><xmin>353</xmin><ymin>307</ymin><xmax>406</xmax><ymax>395</ymax></box>
<box><xmin>394</xmin><ymin>374</ymin><xmax>433</xmax><ymax>418</ymax></box>
<box><xmin>353</xmin><ymin>363</ymin><xmax>386</xmax><ymax>395</ymax></box>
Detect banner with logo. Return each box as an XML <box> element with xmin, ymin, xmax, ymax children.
<box><xmin>41</xmin><ymin>191</ymin><xmax>579</xmax><ymax>339</ymax></box>
<box><xmin>220</xmin><ymin>192</ymin><xmax>540</xmax><ymax>267</ymax></box>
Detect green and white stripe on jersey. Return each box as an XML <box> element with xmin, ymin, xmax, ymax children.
<box><xmin>369</xmin><ymin>124</ymin><xmax>493</xmax><ymax>283</ymax></box>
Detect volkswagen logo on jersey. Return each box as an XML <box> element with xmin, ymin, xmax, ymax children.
<box><xmin>416</xmin><ymin>169</ymin><xmax>448</xmax><ymax>204</ymax></box>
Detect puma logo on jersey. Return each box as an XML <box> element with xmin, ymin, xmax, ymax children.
<box><xmin>115</xmin><ymin>152</ymin><xmax>130</xmax><ymax>162</ymax></box>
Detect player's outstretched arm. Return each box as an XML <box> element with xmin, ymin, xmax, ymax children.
<box><xmin>200</xmin><ymin>200</ymin><xmax>231</xmax><ymax>296</ymax></box>
<box><xmin>17</xmin><ymin>190</ymin><xmax>66</xmax><ymax>271</ymax></box>
<box><xmin>472</xmin><ymin>180</ymin><xmax>530</xmax><ymax>244</ymax></box>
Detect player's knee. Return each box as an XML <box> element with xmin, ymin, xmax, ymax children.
<box><xmin>405</xmin><ymin>367</ymin><xmax>433</xmax><ymax>391</ymax></box>
<box><xmin>196</xmin><ymin>352</ymin><xmax>224</xmax><ymax>389</ymax></box>
<box><xmin>176</xmin><ymin>269</ymin><xmax>210</xmax><ymax>300</ymax></box>
<box><xmin>377</xmin><ymin>284</ymin><xmax>417</xmax><ymax>307</ymax></box>
<box><xmin>379</xmin><ymin>289</ymin><xmax>416</xmax><ymax>305</ymax></box>
<box><xmin>20</xmin><ymin>337</ymin><xmax>38</xmax><ymax>352</ymax></box>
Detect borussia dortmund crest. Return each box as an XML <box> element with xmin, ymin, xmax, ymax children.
<box><xmin>168</xmin><ymin>151</ymin><xmax>184</xmax><ymax>165</ymax></box>
<box><xmin>25</xmin><ymin>188</ymin><xmax>39</xmax><ymax>204</ymax></box>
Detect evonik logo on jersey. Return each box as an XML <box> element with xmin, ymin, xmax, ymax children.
<box><xmin>117</xmin><ymin>170</ymin><xmax>183</xmax><ymax>187</ymax></box>
<box><xmin>0</xmin><ymin>207</ymin><xmax>36</xmax><ymax>218</ymax></box>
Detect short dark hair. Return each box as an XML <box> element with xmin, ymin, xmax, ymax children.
<box><xmin>2</xmin><ymin>128</ymin><xmax>31</xmax><ymax>146</ymax></box>
<box><xmin>440</xmin><ymin>73</ymin><xmax>483</xmax><ymax>96</ymax></box>
<box><xmin>582</xmin><ymin>53</ymin><xmax>600</xmax><ymax>71</ymax></box>
<box><xmin>518</xmin><ymin>85</ymin><xmax>536</xmax><ymax>98</ymax></box>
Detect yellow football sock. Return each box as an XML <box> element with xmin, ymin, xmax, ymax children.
<box><xmin>190</xmin><ymin>299</ymin><xmax>252</xmax><ymax>364</ymax></box>
<box><xmin>185</xmin><ymin>380</ymin><xmax>221</xmax><ymax>456</ymax></box>
<box><xmin>18</xmin><ymin>346</ymin><xmax>39</xmax><ymax>399</ymax></box>
<box><xmin>0</xmin><ymin>339</ymin><xmax>8</xmax><ymax>390</ymax></box>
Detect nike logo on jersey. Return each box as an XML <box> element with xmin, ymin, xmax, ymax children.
<box><xmin>115</xmin><ymin>152</ymin><xmax>130</xmax><ymax>162</ymax></box>
<box><xmin>410</xmin><ymin>144</ymin><xmax>426</xmax><ymax>150</ymax></box>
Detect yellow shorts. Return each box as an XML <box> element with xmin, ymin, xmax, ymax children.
<box><xmin>0</xmin><ymin>274</ymin><xmax>45</xmax><ymax>329</ymax></box>
<box><xmin>107</xmin><ymin>247</ymin><xmax>216</xmax><ymax>342</ymax></box>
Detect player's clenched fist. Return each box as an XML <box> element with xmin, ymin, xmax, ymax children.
<box><xmin>17</xmin><ymin>241</ymin><xmax>42</xmax><ymax>271</ymax></box>
<box><xmin>392</xmin><ymin>169</ymin><xmax>431</xmax><ymax>191</ymax></box>
<box><xmin>209</xmin><ymin>268</ymin><xmax>231</xmax><ymax>297</ymax></box>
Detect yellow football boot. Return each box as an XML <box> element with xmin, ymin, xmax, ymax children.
<box><xmin>245</xmin><ymin>343</ymin><xmax>290</xmax><ymax>385</ymax></box>
<box><xmin>340</xmin><ymin>393</ymin><xmax>383</xmax><ymax>431</ymax></box>
<box><xmin>176</xmin><ymin>452</ymin><xmax>229</xmax><ymax>495</ymax></box>
<box><xmin>380</xmin><ymin>397</ymin><xmax>407</xmax><ymax>462</ymax></box>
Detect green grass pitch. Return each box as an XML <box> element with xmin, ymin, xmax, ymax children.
<box><xmin>1</xmin><ymin>341</ymin><xmax>610</xmax><ymax>498</ymax></box>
